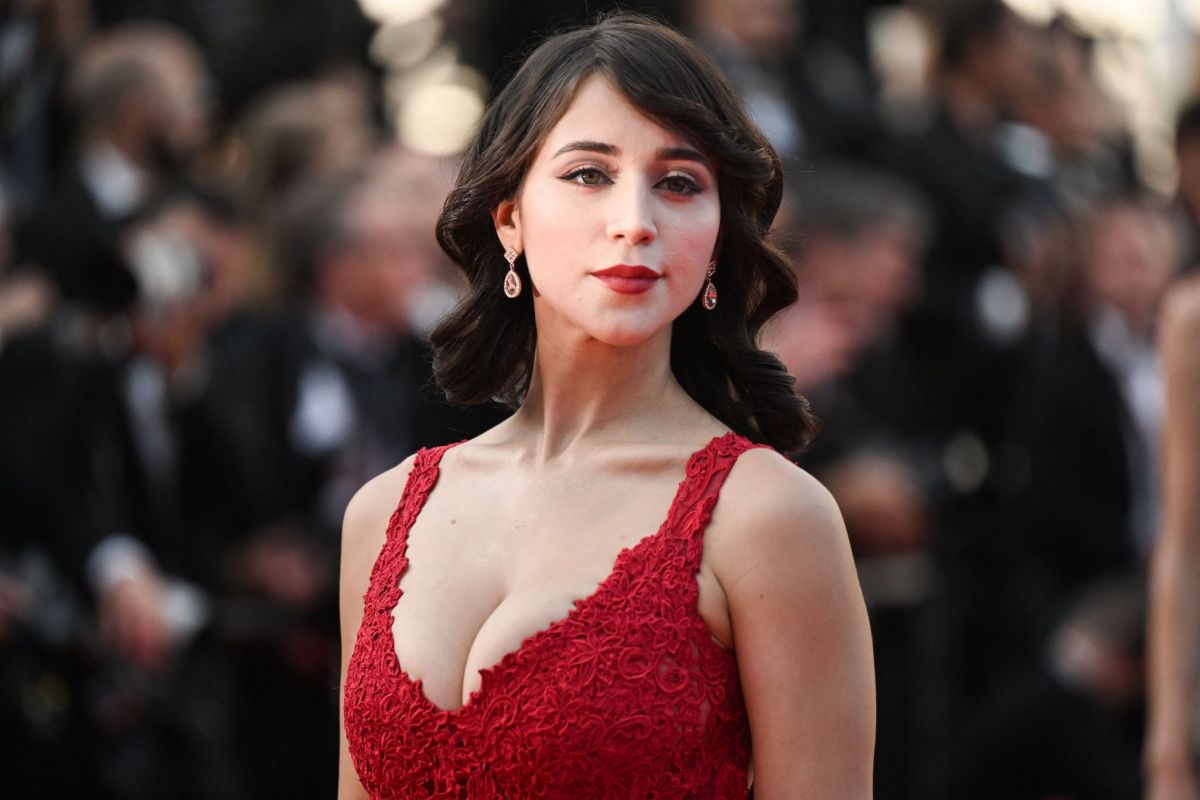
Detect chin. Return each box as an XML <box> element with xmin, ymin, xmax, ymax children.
<box><xmin>586</xmin><ymin>317</ymin><xmax>670</xmax><ymax>348</ymax></box>
<box><xmin>537</xmin><ymin>294</ymin><xmax>684</xmax><ymax>348</ymax></box>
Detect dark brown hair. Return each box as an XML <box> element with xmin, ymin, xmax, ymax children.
<box><xmin>431</xmin><ymin>13</ymin><xmax>815</xmax><ymax>452</ymax></box>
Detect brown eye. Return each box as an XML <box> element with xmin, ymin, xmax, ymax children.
<box><xmin>562</xmin><ymin>167</ymin><xmax>612</xmax><ymax>186</ymax></box>
<box><xmin>658</xmin><ymin>174</ymin><xmax>700</xmax><ymax>195</ymax></box>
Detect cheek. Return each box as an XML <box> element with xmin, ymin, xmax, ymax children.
<box><xmin>666</xmin><ymin>202</ymin><xmax>721</xmax><ymax>276</ymax></box>
<box><xmin>517</xmin><ymin>187</ymin><xmax>721</xmax><ymax>298</ymax></box>
<box><xmin>518</xmin><ymin>200</ymin><xmax>587</xmax><ymax>286</ymax></box>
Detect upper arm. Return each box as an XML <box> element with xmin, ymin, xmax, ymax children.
<box><xmin>337</xmin><ymin>455</ymin><xmax>417</xmax><ymax>800</ymax></box>
<box><xmin>711</xmin><ymin>449</ymin><xmax>875</xmax><ymax>800</ymax></box>
<box><xmin>1160</xmin><ymin>275</ymin><xmax>1200</xmax><ymax>556</ymax></box>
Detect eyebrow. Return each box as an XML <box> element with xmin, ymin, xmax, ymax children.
<box><xmin>551</xmin><ymin>140</ymin><xmax>711</xmax><ymax>167</ymax></box>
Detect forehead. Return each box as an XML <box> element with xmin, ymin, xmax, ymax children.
<box><xmin>537</xmin><ymin>75</ymin><xmax>696</xmax><ymax>155</ymax></box>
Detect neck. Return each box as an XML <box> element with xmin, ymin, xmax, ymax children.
<box><xmin>509</xmin><ymin>325</ymin><xmax>698</xmax><ymax>462</ymax></box>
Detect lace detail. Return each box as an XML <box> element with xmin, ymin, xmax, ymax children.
<box><xmin>345</xmin><ymin>433</ymin><xmax>765</xmax><ymax>799</ymax></box>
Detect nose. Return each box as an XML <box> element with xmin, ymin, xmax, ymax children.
<box><xmin>605</xmin><ymin>180</ymin><xmax>656</xmax><ymax>246</ymax></box>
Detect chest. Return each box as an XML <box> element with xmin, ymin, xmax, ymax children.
<box><xmin>387</xmin><ymin>463</ymin><xmax>732</xmax><ymax>712</ymax></box>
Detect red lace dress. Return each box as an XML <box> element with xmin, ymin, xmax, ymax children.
<box><xmin>344</xmin><ymin>433</ymin><xmax>765</xmax><ymax>799</ymax></box>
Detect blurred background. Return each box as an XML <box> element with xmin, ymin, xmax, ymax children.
<box><xmin>1</xmin><ymin>0</ymin><xmax>1197</xmax><ymax>797</ymax></box>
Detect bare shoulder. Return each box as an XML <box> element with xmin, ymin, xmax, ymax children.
<box><xmin>708</xmin><ymin>447</ymin><xmax>850</xmax><ymax>582</ymax></box>
<box><xmin>707</xmin><ymin>447</ymin><xmax>874</xmax><ymax>796</ymax></box>
<box><xmin>343</xmin><ymin>454</ymin><xmax>420</xmax><ymax>545</ymax></box>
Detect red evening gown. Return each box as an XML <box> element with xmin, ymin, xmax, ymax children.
<box><xmin>344</xmin><ymin>432</ymin><xmax>765</xmax><ymax>798</ymax></box>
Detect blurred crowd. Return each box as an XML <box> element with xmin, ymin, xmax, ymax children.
<box><xmin>0</xmin><ymin>0</ymin><xmax>1195</xmax><ymax>797</ymax></box>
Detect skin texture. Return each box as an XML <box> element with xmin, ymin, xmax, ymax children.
<box><xmin>1146</xmin><ymin>273</ymin><xmax>1200</xmax><ymax>800</ymax></box>
<box><xmin>338</xmin><ymin>77</ymin><xmax>875</xmax><ymax>799</ymax></box>
<box><xmin>507</xmin><ymin>76</ymin><xmax>721</xmax><ymax>348</ymax></box>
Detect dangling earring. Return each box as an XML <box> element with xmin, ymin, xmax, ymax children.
<box><xmin>503</xmin><ymin>245</ymin><xmax>522</xmax><ymax>298</ymax></box>
<box><xmin>702</xmin><ymin>261</ymin><xmax>718</xmax><ymax>310</ymax></box>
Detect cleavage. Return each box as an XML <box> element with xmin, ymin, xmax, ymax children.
<box><xmin>389</xmin><ymin>466</ymin><xmax>681</xmax><ymax>712</ymax></box>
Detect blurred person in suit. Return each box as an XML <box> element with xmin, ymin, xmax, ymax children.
<box><xmin>1016</xmin><ymin>196</ymin><xmax>1181</xmax><ymax>649</ymax></box>
<box><xmin>236</xmin><ymin>76</ymin><xmax>377</xmax><ymax>223</ymax></box>
<box><xmin>895</xmin><ymin>0</ymin><xmax>1037</xmax><ymax>293</ymax></box>
<box><xmin>231</xmin><ymin>77</ymin><xmax>379</xmax><ymax>307</ymax></box>
<box><xmin>1</xmin><ymin>176</ymin><xmax>245</xmax><ymax>796</ymax></box>
<box><xmin>951</xmin><ymin>576</ymin><xmax>1146</xmax><ymax>800</ymax></box>
<box><xmin>1145</xmin><ymin>272</ymin><xmax>1200</xmax><ymax>800</ymax></box>
<box><xmin>0</xmin><ymin>184</ymin><xmax>104</xmax><ymax>797</ymax></box>
<box><xmin>68</xmin><ymin>186</ymin><xmax>259</xmax><ymax>799</ymax></box>
<box><xmin>884</xmin><ymin>0</ymin><xmax>1048</xmax><ymax>479</ymax></box>
<box><xmin>682</xmin><ymin>0</ymin><xmax>879</xmax><ymax>163</ymax></box>
<box><xmin>0</xmin><ymin>0</ymin><xmax>95</xmax><ymax>220</ymax></box>
<box><xmin>881</xmin><ymin>17</ymin><xmax>1050</xmax><ymax>695</ymax></box>
<box><xmin>764</xmin><ymin>164</ymin><xmax>926</xmax><ymax>401</ymax></box>
<box><xmin>1004</xmin><ymin>17</ymin><xmax>1137</xmax><ymax>214</ymax></box>
<box><xmin>251</xmin><ymin>147</ymin><xmax>503</xmax><ymax>549</ymax></box>
<box><xmin>15</xmin><ymin>20</ymin><xmax>214</xmax><ymax>315</ymax></box>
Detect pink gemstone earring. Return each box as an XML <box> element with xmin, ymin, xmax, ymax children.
<box><xmin>702</xmin><ymin>261</ymin><xmax>718</xmax><ymax>310</ymax></box>
<box><xmin>503</xmin><ymin>245</ymin><xmax>522</xmax><ymax>298</ymax></box>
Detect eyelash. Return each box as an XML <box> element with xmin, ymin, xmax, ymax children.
<box><xmin>559</xmin><ymin>167</ymin><xmax>702</xmax><ymax>196</ymax></box>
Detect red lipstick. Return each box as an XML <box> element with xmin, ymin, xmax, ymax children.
<box><xmin>591</xmin><ymin>264</ymin><xmax>662</xmax><ymax>295</ymax></box>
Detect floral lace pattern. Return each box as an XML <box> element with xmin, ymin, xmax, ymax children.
<box><xmin>345</xmin><ymin>433</ymin><xmax>765</xmax><ymax>799</ymax></box>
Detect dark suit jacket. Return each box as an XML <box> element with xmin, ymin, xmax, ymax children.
<box><xmin>224</xmin><ymin>308</ymin><xmax>508</xmax><ymax>543</ymax></box>
<box><xmin>14</xmin><ymin>160</ymin><xmax>137</xmax><ymax>313</ymax></box>
<box><xmin>1018</xmin><ymin>325</ymin><xmax>1135</xmax><ymax>603</ymax></box>
<box><xmin>950</xmin><ymin>670</ymin><xmax>1143</xmax><ymax>800</ymax></box>
<box><xmin>0</xmin><ymin>327</ymin><xmax>108</xmax><ymax>588</ymax></box>
<box><xmin>84</xmin><ymin>333</ymin><xmax>267</xmax><ymax>588</ymax></box>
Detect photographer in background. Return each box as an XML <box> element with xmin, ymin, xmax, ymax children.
<box><xmin>16</xmin><ymin>20</ymin><xmax>213</xmax><ymax>316</ymax></box>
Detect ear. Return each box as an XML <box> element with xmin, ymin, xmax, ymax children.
<box><xmin>491</xmin><ymin>197</ymin><xmax>523</xmax><ymax>255</ymax></box>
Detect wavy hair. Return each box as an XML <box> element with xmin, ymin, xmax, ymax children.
<box><xmin>431</xmin><ymin>13</ymin><xmax>815</xmax><ymax>452</ymax></box>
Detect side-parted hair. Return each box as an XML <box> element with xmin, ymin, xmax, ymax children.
<box><xmin>431</xmin><ymin>13</ymin><xmax>816</xmax><ymax>452</ymax></box>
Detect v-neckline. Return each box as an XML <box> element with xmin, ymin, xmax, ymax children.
<box><xmin>380</xmin><ymin>432</ymin><xmax>735</xmax><ymax>717</ymax></box>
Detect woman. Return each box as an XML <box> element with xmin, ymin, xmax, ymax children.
<box><xmin>338</xmin><ymin>14</ymin><xmax>874</xmax><ymax>799</ymax></box>
<box><xmin>1146</xmin><ymin>272</ymin><xmax>1200</xmax><ymax>800</ymax></box>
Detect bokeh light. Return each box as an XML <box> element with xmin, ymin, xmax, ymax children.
<box><xmin>394</xmin><ymin>65</ymin><xmax>487</xmax><ymax>155</ymax></box>
<box><xmin>358</xmin><ymin>0</ymin><xmax>445</xmax><ymax>27</ymax></box>
<box><xmin>370</xmin><ymin>16</ymin><xmax>445</xmax><ymax>70</ymax></box>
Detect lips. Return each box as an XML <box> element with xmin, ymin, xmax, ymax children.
<box><xmin>591</xmin><ymin>264</ymin><xmax>662</xmax><ymax>295</ymax></box>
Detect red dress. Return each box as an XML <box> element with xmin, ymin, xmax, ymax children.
<box><xmin>344</xmin><ymin>432</ymin><xmax>764</xmax><ymax>799</ymax></box>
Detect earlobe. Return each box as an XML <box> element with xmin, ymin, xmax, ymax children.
<box><xmin>492</xmin><ymin>198</ymin><xmax>523</xmax><ymax>252</ymax></box>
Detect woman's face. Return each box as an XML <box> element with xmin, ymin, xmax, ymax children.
<box><xmin>494</xmin><ymin>76</ymin><xmax>721</xmax><ymax>348</ymax></box>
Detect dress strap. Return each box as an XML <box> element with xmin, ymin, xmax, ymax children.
<box><xmin>385</xmin><ymin>443</ymin><xmax>459</xmax><ymax>548</ymax></box>
<box><xmin>365</xmin><ymin>442</ymin><xmax>461</xmax><ymax>611</ymax></box>
<box><xmin>670</xmin><ymin>433</ymin><xmax>771</xmax><ymax>569</ymax></box>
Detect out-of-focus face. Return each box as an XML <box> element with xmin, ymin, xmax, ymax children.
<box><xmin>803</xmin><ymin>223</ymin><xmax>919</xmax><ymax>339</ymax></box>
<box><xmin>1086</xmin><ymin>205</ymin><xmax>1178</xmax><ymax>324</ymax></box>
<box><xmin>337</xmin><ymin>197</ymin><xmax>433</xmax><ymax>333</ymax></box>
<box><xmin>687</xmin><ymin>0</ymin><xmax>801</xmax><ymax>58</ymax></box>
<box><xmin>728</xmin><ymin>0</ymin><xmax>802</xmax><ymax>58</ymax></box>
<box><xmin>495</xmin><ymin>76</ymin><xmax>721</xmax><ymax>348</ymax></box>
<box><xmin>980</xmin><ymin>14</ymin><xmax>1038</xmax><ymax>109</ymax></box>
<box><xmin>142</xmin><ymin>38</ymin><xmax>214</xmax><ymax>158</ymax></box>
<box><xmin>1014</xmin><ymin>31</ymin><xmax>1102</xmax><ymax>155</ymax></box>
